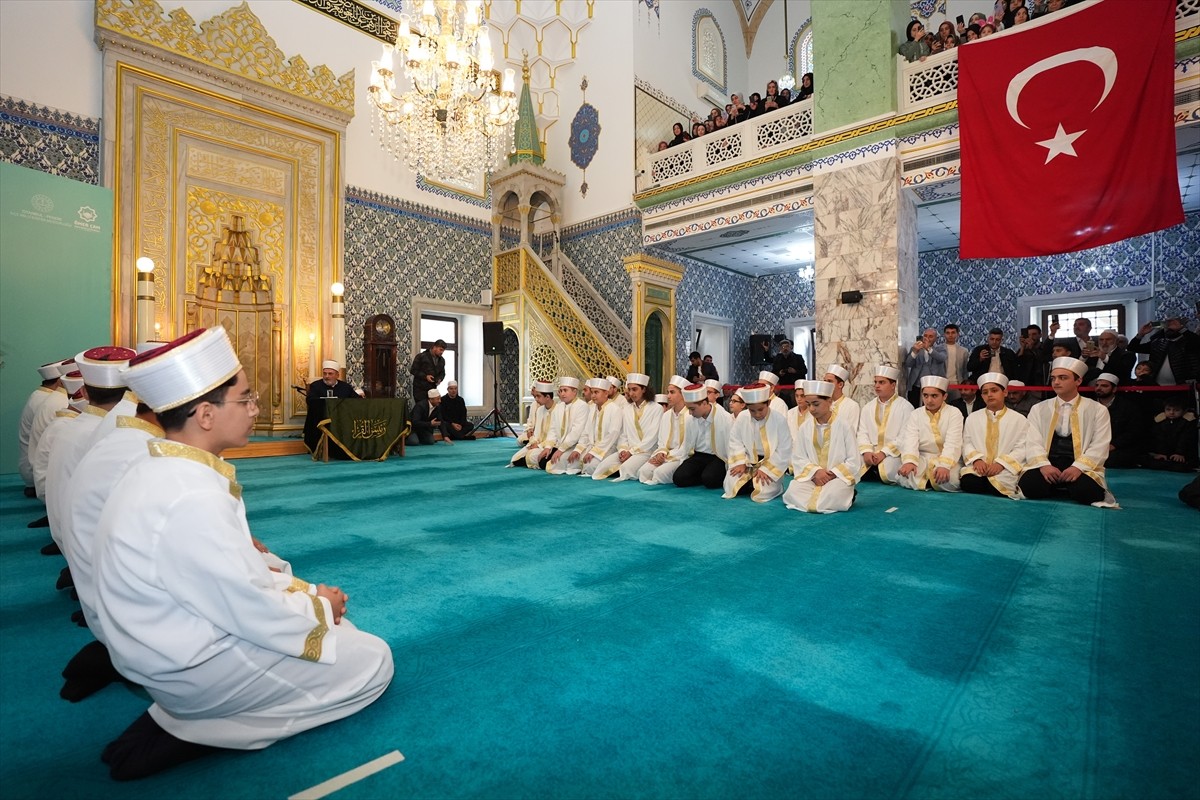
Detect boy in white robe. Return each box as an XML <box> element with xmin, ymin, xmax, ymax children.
<box><xmin>639</xmin><ymin>376</ymin><xmax>691</xmax><ymax>485</ymax></box>
<box><xmin>722</xmin><ymin>383</ymin><xmax>792</xmax><ymax>502</ymax></box>
<box><xmin>758</xmin><ymin>370</ymin><xmax>789</xmax><ymax>416</ymax></box>
<box><xmin>93</xmin><ymin>327</ymin><xmax>393</xmax><ymax>780</ymax></box>
<box><xmin>1018</xmin><ymin>357</ymin><xmax>1117</xmax><ymax>507</ymax></box>
<box><xmin>508</xmin><ymin>381</ymin><xmax>556</xmax><ymax>468</ymax></box>
<box><xmin>18</xmin><ymin>363</ymin><xmax>63</xmax><ymax>493</ymax></box>
<box><xmin>960</xmin><ymin>372</ymin><xmax>1031</xmax><ymax>499</ymax></box>
<box><xmin>825</xmin><ymin>364</ymin><xmax>862</xmax><ymax>432</ymax></box>
<box><xmin>673</xmin><ymin>383</ymin><xmax>733</xmax><ymax>489</ymax></box>
<box><xmin>784</xmin><ymin>380</ymin><xmax>859</xmax><ymax>513</ymax></box>
<box><xmin>896</xmin><ymin>376</ymin><xmax>964</xmax><ymax>492</ymax></box>
<box><xmin>46</xmin><ymin>347</ymin><xmax>137</xmax><ymax>555</ymax></box>
<box><xmin>856</xmin><ymin>365</ymin><xmax>913</xmax><ymax>484</ymax></box>
<box><xmin>566</xmin><ymin>378</ymin><xmax>623</xmax><ymax>476</ymax></box>
<box><xmin>544</xmin><ymin>377</ymin><xmax>589</xmax><ymax>474</ymax></box>
<box><xmin>596</xmin><ymin>373</ymin><xmax>661</xmax><ymax>480</ymax></box>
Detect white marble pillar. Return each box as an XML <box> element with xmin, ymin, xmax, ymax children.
<box><xmin>812</xmin><ymin>147</ymin><xmax>919</xmax><ymax>407</ymax></box>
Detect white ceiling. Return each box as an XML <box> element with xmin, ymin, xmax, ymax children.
<box><xmin>658</xmin><ymin>149</ymin><xmax>1200</xmax><ymax>277</ymax></box>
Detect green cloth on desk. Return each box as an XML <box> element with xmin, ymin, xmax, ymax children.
<box><xmin>316</xmin><ymin>397</ymin><xmax>409</xmax><ymax>461</ymax></box>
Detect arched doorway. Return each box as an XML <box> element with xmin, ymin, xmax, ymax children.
<box><xmin>644</xmin><ymin>310</ymin><xmax>667</xmax><ymax>393</ymax></box>
<box><xmin>499</xmin><ymin>327</ymin><xmax>521</xmax><ymax>423</ymax></box>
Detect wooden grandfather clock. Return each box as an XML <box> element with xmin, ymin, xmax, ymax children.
<box><xmin>363</xmin><ymin>314</ymin><xmax>397</xmax><ymax>398</ymax></box>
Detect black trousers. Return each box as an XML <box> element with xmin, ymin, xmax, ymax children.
<box><xmin>1017</xmin><ymin>456</ymin><xmax>1105</xmax><ymax>505</ymax></box>
<box><xmin>673</xmin><ymin>452</ymin><xmax>726</xmax><ymax>489</ymax></box>
<box><xmin>961</xmin><ymin>472</ymin><xmax>1004</xmax><ymax>497</ymax></box>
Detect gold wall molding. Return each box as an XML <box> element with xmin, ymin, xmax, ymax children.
<box><xmin>95</xmin><ymin>0</ymin><xmax>355</xmax><ymax>122</ymax></box>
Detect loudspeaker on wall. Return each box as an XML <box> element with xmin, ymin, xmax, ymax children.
<box><xmin>483</xmin><ymin>321</ymin><xmax>505</xmax><ymax>355</ymax></box>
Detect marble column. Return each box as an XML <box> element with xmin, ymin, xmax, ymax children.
<box><xmin>812</xmin><ymin>148</ymin><xmax>919</xmax><ymax>407</ymax></box>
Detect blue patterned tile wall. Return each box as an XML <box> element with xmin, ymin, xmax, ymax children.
<box><xmin>751</xmin><ymin>271</ymin><xmax>816</xmax><ymax>334</ymax></box>
<box><xmin>0</xmin><ymin>95</ymin><xmax>100</xmax><ymax>185</ymax></box>
<box><xmin>559</xmin><ymin>210</ymin><xmax>761</xmax><ymax>383</ymax></box>
<box><xmin>559</xmin><ymin>210</ymin><xmax>642</xmax><ymax>326</ymax></box>
<box><xmin>658</xmin><ymin>250</ymin><xmax>756</xmax><ymax>383</ymax></box>
<box><xmin>918</xmin><ymin>211</ymin><xmax>1200</xmax><ymax>346</ymax></box>
<box><xmin>343</xmin><ymin>188</ymin><xmax>492</xmax><ymax>391</ymax></box>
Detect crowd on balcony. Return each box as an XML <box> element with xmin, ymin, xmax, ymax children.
<box><xmin>658</xmin><ymin>74</ymin><xmax>814</xmax><ymax>150</ymax></box>
<box><xmin>899</xmin><ymin>0</ymin><xmax>1079</xmax><ymax>62</ymax></box>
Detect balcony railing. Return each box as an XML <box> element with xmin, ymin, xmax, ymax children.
<box><xmin>642</xmin><ymin>2</ymin><xmax>1198</xmax><ymax>196</ymax></box>
<box><xmin>647</xmin><ymin>99</ymin><xmax>813</xmax><ymax>190</ymax></box>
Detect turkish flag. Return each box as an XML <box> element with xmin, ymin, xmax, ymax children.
<box><xmin>958</xmin><ymin>0</ymin><xmax>1182</xmax><ymax>259</ymax></box>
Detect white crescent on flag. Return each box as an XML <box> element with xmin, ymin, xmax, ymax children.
<box><xmin>1004</xmin><ymin>46</ymin><xmax>1118</xmax><ymax>129</ymax></box>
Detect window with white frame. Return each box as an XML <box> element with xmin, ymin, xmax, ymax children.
<box><xmin>415</xmin><ymin>305</ymin><xmax>485</xmax><ymax>407</ymax></box>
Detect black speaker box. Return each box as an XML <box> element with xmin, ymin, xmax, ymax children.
<box><xmin>750</xmin><ymin>334</ymin><xmax>773</xmax><ymax>364</ymax></box>
<box><xmin>483</xmin><ymin>321</ymin><xmax>505</xmax><ymax>355</ymax></box>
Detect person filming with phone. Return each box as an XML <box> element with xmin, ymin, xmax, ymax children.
<box><xmin>968</xmin><ymin>328</ymin><xmax>1019</xmax><ymax>383</ymax></box>
<box><xmin>1129</xmin><ymin>315</ymin><xmax>1200</xmax><ymax>386</ymax></box>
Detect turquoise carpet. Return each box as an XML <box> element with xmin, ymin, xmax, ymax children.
<box><xmin>1</xmin><ymin>439</ymin><xmax>1197</xmax><ymax>799</ymax></box>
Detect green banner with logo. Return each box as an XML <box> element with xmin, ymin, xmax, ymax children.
<box><xmin>0</xmin><ymin>163</ymin><xmax>113</xmax><ymax>475</ymax></box>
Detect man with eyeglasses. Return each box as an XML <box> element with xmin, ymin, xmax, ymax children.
<box><xmin>92</xmin><ymin>327</ymin><xmax>393</xmax><ymax>781</ymax></box>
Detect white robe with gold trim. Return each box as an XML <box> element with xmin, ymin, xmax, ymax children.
<box><xmin>896</xmin><ymin>405</ymin><xmax>964</xmax><ymax>492</ymax></box>
<box><xmin>783</xmin><ymin>415</ymin><xmax>859</xmax><ymax>513</ymax></box>
<box><xmin>46</xmin><ymin>405</ymin><xmax>108</xmax><ymax>549</ymax></box>
<box><xmin>32</xmin><ymin>406</ymin><xmax>77</xmax><ymax>500</ymax></box>
<box><xmin>567</xmin><ymin>399</ymin><xmax>624</xmax><ymax>476</ymax></box>
<box><xmin>510</xmin><ymin>400</ymin><xmax>554</xmax><ymax>467</ymax></box>
<box><xmin>856</xmin><ymin>395</ymin><xmax>913</xmax><ymax>482</ymax></box>
<box><xmin>544</xmin><ymin>398</ymin><xmax>589</xmax><ymax>475</ymax></box>
<box><xmin>598</xmin><ymin>400</ymin><xmax>664</xmax><ymax>481</ymax></box>
<box><xmin>18</xmin><ymin>386</ymin><xmax>55</xmax><ymax>485</ymax></box>
<box><xmin>960</xmin><ymin>407</ymin><xmax>1031</xmax><ymax>498</ymax></box>
<box><xmin>638</xmin><ymin>407</ymin><xmax>689</xmax><ymax>485</ymax></box>
<box><xmin>1022</xmin><ymin>394</ymin><xmax>1117</xmax><ymax>507</ymax></box>
<box><xmin>722</xmin><ymin>408</ymin><xmax>792</xmax><ymax>502</ymax></box>
<box><xmin>831</xmin><ymin>395</ymin><xmax>861</xmax><ymax>432</ymax></box>
<box><xmin>93</xmin><ymin>441</ymin><xmax>393</xmax><ymax>750</ymax></box>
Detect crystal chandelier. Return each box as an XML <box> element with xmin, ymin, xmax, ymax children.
<box><xmin>777</xmin><ymin>0</ymin><xmax>796</xmax><ymax>92</ymax></box>
<box><xmin>368</xmin><ymin>0</ymin><xmax>518</xmax><ymax>185</ymax></box>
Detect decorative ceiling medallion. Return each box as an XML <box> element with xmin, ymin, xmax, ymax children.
<box><xmin>95</xmin><ymin>0</ymin><xmax>355</xmax><ymax>115</ymax></box>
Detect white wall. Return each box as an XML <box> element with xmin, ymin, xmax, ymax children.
<box><xmin>0</xmin><ymin>1</ymin><xmax>101</xmax><ymax>118</ymax></box>
<box><xmin>633</xmin><ymin>1</ymin><xmax>748</xmax><ymax>121</ymax></box>
<box><xmin>746</xmin><ymin>0</ymin><xmax>813</xmax><ymax>98</ymax></box>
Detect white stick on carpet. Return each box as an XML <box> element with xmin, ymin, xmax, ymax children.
<box><xmin>289</xmin><ymin>750</ymin><xmax>405</xmax><ymax>800</ymax></box>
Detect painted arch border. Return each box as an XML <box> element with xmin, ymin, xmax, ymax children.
<box><xmin>692</xmin><ymin>9</ymin><xmax>728</xmax><ymax>96</ymax></box>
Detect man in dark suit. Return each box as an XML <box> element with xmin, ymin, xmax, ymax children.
<box><xmin>409</xmin><ymin>339</ymin><xmax>446</xmax><ymax>402</ymax></box>
<box><xmin>1091</xmin><ymin>373</ymin><xmax>1144</xmax><ymax>468</ymax></box>
<box><xmin>439</xmin><ymin>380</ymin><xmax>474</xmax><ymax>440</ymax></box>
<box><xmin>968</xmin><ymin>328</ymin><xmax>1019</xmax><ymax>382</ymax></box>
<box><xmin>685</xmin><ymin>351</ymin><xmax>718</xmax><ymax>383</ymax></box>
<box><xmin>771</xmin><ymin>339</ymin><xmax>807</xmax><ymax>407</ymax></box>
<box><xmin>304</xmin><ymin>360</ymin><xmax>358</xmax><ymax>452</ymax></box>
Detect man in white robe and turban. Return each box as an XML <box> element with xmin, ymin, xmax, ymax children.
<box><xmin>638</xmin><ymin>376</ymin><xmax>691</xmax><ymax>485</ymax></box>
<box><xmin>92</xmin><ymin>327</ymin><xmax>393</xmax><ymax>780</ymax></box>
<box><xmin>856</xmin><ymin>365</ymin><xmax>912</xmax><ymax>484</ymax></box>
<box><xmin>784</xmin><ymin>381</ymin><xmax>859</xmax><ymax>513</ymax></box>
<box><xmin>722</xmin><ymin>383</ymin><xmax>792</xmax><ymax>502</ymax></box>
<box><xmin>896</xmin><ymin>376</ymin><xmax>963</xmax><ymax>492</ymax></box>
<box><xmin>1018</xmin><ymin>357</ymin><xmax>1117</xmax><ymax>507</ymax></box>
<box><xmin>959</xmin><ymin>372</ymin><xmax>1031</xmax><ymax>498</ymax></box>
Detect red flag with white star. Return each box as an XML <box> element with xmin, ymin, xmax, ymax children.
<box><xmin>957</xmin><ymin>0</ymin><xmax>1182</xmax><ymax>259</ymax></box>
